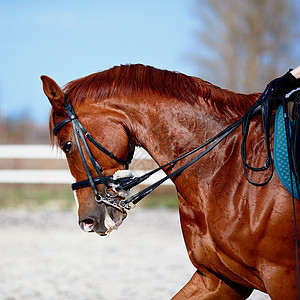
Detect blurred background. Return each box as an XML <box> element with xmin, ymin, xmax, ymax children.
<box><xmin>0</xmin><ymin>0</ymin><xmax>299</xmax><ymax>209</ymax></box>
<box><xmin>0</xmin><ymin>1</ymin><xmax>299</xmax><ymax>299</ymax></box>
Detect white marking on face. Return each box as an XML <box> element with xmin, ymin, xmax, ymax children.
<box><xmin>73</xmin><ymin>191</ymin><xmax>79</xmax><ymax>210</ymax></box>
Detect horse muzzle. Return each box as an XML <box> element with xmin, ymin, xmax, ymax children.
<box><xmin>79</xmin><ymin>202</ymin><xmax>127</xmax><ymax>236</ymax></box>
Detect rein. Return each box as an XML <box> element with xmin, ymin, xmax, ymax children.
<box><xmin>53</xmin><ymin>80</ymin><xmax>278</xmax><ymax>210</ymax></box>
<box><xmin>122</xmin><ymin>80</ymin><xmax>277</xmax><ymax>207</ymax></box>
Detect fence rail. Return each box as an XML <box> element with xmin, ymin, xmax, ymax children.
<box><xmin>0</xmin><ymin>145</ymin><xmax>173</xmax><ymax>186</ymax></box>
<box><xmin>0</xmin><ymin>144</ymin><xmax>152</xmax><ymax>160</ymax></box>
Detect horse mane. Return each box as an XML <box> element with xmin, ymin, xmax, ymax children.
<box><xmin>50</xmin><ymin>64</ymin><xmax>261</xmax><ymax>146</ymax></box>
<box><xmin>62</xmin><ymin>64</ymin><xmax>260</xmax><ymax>120</ymax></box>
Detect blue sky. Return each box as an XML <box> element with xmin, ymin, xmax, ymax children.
<box><xmin>0</xmin><ymin>0</ymin><xmax>199</xmax><ymax>124</ymax></box>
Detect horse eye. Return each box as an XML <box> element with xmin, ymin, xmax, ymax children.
<box><xmin>62</xmin><ymin>141</ymin><xmax>73</xmax><ymax>154</ymax></box>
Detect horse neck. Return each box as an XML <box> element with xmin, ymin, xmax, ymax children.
<box><xmin>125</xmin><ymin>95</ymin><xmax>234</xmax><ymax>167</ymax></box>
<box><xmin>119</xmin><ymin>93</ymin><xmax>271</xmax><ymax>204</ymax></box>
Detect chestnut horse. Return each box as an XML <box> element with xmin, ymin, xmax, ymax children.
<box><xmin>41</xmin><ymin>64</ymin><xmax>299</xmax><ymax>299</ymax></box>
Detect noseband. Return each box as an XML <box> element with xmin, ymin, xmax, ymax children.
<box><xmin>52</xmin><ymin>101</ymin><xmax>134</xmax><ymax>211</ymax></box>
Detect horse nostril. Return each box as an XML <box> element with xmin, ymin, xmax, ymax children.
<box><xmin>79</xmin><ymin>218</ymin><xmax>95</xmax><ymax>232</ymax></box>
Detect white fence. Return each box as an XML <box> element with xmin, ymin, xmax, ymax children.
<box><xmin>0</xmin><ymin>145</ymin><xmax>173</xmax><ymax>186</ymax></box>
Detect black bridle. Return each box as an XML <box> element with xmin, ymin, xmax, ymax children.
<box><xmin>53</xmin><ymin>77</ymin><xmax>298</xmax><ymax>212</ymax></box>
<box><xmin>52</xmin><ymin>82</ymin><xmax>276</xmax><ymax>211</ymax></box>
<box><xmin>52</xmin><ymin>102</ymin><xmax>135</xmax><ymax>212</ymax></box>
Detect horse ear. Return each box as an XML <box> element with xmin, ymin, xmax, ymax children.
<box><xmin>41</xmin><ymin>75</ymin><xmax>65</xmax><ymax>115</ymax></box>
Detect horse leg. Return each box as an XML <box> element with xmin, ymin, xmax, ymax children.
<box><xmin>171</xmin><ymin>270</ymin><xmax>253</xmax><ymax>300</ymax></box>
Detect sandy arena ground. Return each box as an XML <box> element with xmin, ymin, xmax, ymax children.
<box><xmin>0</xmin><ymin>208</ymin><xmax>270</xmax><ymax>300</ymax></box>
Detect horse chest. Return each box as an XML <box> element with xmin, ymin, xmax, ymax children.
<box><xmin>179</xmin><ymin>198</ymin><xmax>255</xmax><ymax>282</ymax></box>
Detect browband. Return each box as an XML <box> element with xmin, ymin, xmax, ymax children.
<box><xmin>52</xmin><ymin>117</ymin><xmax>72</xmax><ymax>136</ymax></box>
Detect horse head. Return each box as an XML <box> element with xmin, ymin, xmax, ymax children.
<box><xmin>41</xmin><ymin>75</ymin><xmax>133</xmax><ymax>236</ymax></box>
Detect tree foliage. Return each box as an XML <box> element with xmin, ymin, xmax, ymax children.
<box><xmin>193</xmin><ymin>0</ymin><xmax>299</xmax><ymax>93</ymax></box>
